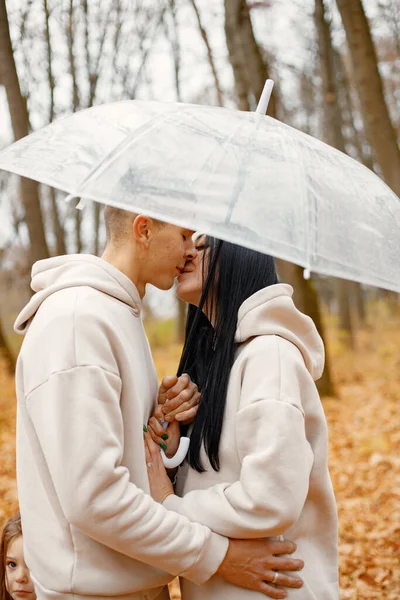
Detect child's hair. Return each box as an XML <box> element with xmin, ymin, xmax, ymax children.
<box><xmin>0</xmin><ymin>513</ymin><xmax>22</xmax><ymax>600</ymax></box>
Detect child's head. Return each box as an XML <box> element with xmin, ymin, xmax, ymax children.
<box><xmin>0</xmin><ymin>513</ymin><xmax>36</xmax><ymax>600</ymax></box>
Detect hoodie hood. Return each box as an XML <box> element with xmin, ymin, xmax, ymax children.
<box><xmin>14</xmin><ymin>254</ymin><xmax>142</xmax><ymax>334</ymax></box>
<box><xmin>235</xmin><ymin>283</ymin><xmax>324</xmax><ymax>381</ymax></box>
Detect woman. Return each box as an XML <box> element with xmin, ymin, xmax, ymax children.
<box><xmin>145</xmin><ymin>236</ymin><xmax>339</xmax><ymax>600</ymax></box>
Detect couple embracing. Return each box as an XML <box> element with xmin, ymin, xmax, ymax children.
<box><xmin>14</xmin><ymin>206</ymin><xmax>339</xmax><ymax>600</ymax></box>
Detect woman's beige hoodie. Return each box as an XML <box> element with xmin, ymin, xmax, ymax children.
<box><xmin>13</xmin><ymin>254</ymin><xmax>228</xmax><ymax>600</ymax></box>
<box><xmin>164</xmin><ymin>284</ymin><xmax>339</xmax><ymax>600</ymax></box>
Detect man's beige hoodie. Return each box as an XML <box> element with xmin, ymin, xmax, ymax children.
<box><xmin>164</xmin><ymin>284</ymin><xmax>339</xmax><ymax>600</ymax></box>
<box><xmin>14</xmin><ymin>254</ymin><xmax>228</xmax><ymax>600</ymax></box>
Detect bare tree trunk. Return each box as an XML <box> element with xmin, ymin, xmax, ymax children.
<box><xmin>334</xmin><ymin>50</ymin><xmax>374</xmax><ymax>170</ymax></box>
<box><xmin>0</xmin><ymin>317</ymin><xmax>15</xmax><ymax>375</ymax></box>
<box><xmin>43</xmin><ymin>0</ymin><xmax>55</xmax><ymax>123</ymax></box>
<box><xmin>224</xmin><ymin>1</ymin><xmax>250</xmax><ymax>110</ymax></box>
<box><xmin>336</xmin><ymin>279</ymin><xmax>354</xmax><ymax>347</ymax></box>
<box><xmin>49</xmin><ymin>188</ymin><xmax>67</xmax><ymax>255</ymax></box>
<box><xmin>44</xmin><ymin>0</ymin><xmax>66</xmax><ymax>256</ymax></box>
<box><xmin>189</xmin><ymin>0</ymin><xmax>224</xmax><ymax>106</ymax></box>
<box><xmin>67</xmin><ymin>0</ymin><xmax>80</xmax><ymax>111</ymax></box>
<box><xmin>0</xmin><ymin>0</ymin><xmax>49</xmax><ymax>265</ymax></box>
<box><xmin>167</xmin><ymin>0</ymin><xmax>182</xmax><ymax>102</ymax></box>
<box><xmin>276</xmin><ymin>260</ymin><xmax>335</xmax><ymax>396</ymax></box>
<box><xmin>314</xmin><ymin>0</ymin><xmax>355</xmax><ymax>349</ymax></box>
<box><xmin>224</xmin><ymin>0</ymin><xmax>277</xmax><ymax>114</ymax></box>
<box><xmin>336</xmin><ymin>0</ymin><xmax>400</xmax><ymax>196</ymax></box>
<box><xmin>350</xmin><ymin>280</ymin><xmax>366</xmax><ymax>326</ymax></box>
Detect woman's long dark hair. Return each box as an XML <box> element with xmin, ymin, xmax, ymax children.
<box><xmin>178</xmin><ymin>237</ymin><xmax>279</xmax><ymax>472</ymax></box>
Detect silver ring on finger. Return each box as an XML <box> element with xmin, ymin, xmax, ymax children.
<box><xmin>147</xmin><ymin>462</ymin><xmax>153</xmax><ymax>468</ymax></box>
<box><xmin>272</xmin><ymin>571</ymin><xmax>279</xmax><ymax>585</ymax></box>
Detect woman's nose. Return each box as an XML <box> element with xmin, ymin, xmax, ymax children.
<box><xmin>185</xmin><ymin>244</ymin><xmax>198</xmax><ymax>260</ymax></box>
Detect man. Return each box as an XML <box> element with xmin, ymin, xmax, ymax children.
<box><xmin>14</xmin><ymin>206</ymin><xmax>303</xmax><ymax>600</ymax></box>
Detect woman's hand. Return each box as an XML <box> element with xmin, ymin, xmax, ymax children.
<box><xmin>144</xmin><ymin>431</ymin><xmax>174</xmax><ymax>504</ymax></box>
<box><xmin>158</xmin><ymin>374</ymin><xmax>200</xmax><ymax>424</ymax></box>
<box><xmin>147</xmin><ymin>404</ymin><xmax>180</xmax><ymax>458</ymax></box>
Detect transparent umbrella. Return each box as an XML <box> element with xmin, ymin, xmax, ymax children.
<box><xmin>0</xmin><ymin>81</ymin><xmax>400</xmax><ymax>292</ymax></box>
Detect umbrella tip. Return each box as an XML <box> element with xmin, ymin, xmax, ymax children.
<box><xmin>255</xmin><ymin>79</ymin><xmax>274</xmax><ymax>115</ymax></box>
<box><xmin>303</xmin><ymin>268</ymin><xmax>311</xmax><ymax>280</ymax></box>
<box><xmin>65</xmin><ymin>193</ymin><xmax>86</xmax><ymax>211</ymax></box>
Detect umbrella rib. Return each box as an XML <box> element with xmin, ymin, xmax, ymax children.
<box><xmin>186</xmin><ymin>116</ymin><xmax>248</xmax><ymax>191</ymax></box>
<box><xmin>224</xmin><ymin>113</ymin><xmax>265</xmax><ymax>223</ymax></box>
<box><xmin>71</xmin><ymin>104</ymin><xmax>183</xmax><ymax>200</ymax></box>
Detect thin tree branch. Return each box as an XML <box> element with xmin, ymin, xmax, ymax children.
<box><xmin>67</xmin><ymin>0</ymin><xmax>80</xmax><ymax>111</ymax></box>
<box><xmin>43</xmin><ymin>0</ymin><xmax>55</xmax><ymax>123</ymax></box>
<box><xmin>189</xmin><ymin>0</ymin><xmax>224</xmax><ymax>106</ymax></box>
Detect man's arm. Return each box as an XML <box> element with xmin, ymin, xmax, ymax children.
<box><xmin>144</xmin><ymin>434</ymin><xmax>304</xmax><ymax>599</ymax></box>
<box><xmin>25</xmin><ymin>364</ymin><xmax>228</xmax><ymax>584</ymax></box>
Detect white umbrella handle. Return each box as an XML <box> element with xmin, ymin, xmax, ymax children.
<box><xmin>160</xmin><ymin>436</ymin><xmax>190</xmax><ymax>469</ymax></box>
<box><xmin>256</xmin><ymin>79</ymin><xmax>274</xmax><ymax>115</ymax></box>
<box><xmin>159</xmin><ymin>416</ymin><xmax>190</xmax><ymax>468</ymax></box>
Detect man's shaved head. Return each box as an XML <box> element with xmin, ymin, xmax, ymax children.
<box><xmin>103</xmin><ymin>206</ymin><xmax>166</xmax><ymax>247</ymax></box>
<box><xmin>104</xmin><ymin>206</ymin><xmax>137</xmax><ymax>247</ymax></box>
<box><xmin>101</xmin><ymin>206</ymin><xmax>196</xmax><ymax>296</ymax></box>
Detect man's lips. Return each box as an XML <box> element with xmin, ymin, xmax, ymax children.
<box><xmin>177</xmin><ymin>268</ymin><xmax>194</xmax><ymax>278</ymax></box>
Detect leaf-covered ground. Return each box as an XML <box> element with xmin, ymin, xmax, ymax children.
<box><xmin>1</xmin><ymin>318</ymin><xmax>399</xmax><ymax>599</ymax></box>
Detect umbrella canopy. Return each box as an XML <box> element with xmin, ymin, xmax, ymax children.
<box><xmin>0</xmin><ymin>99</ymin><xmax>399</xmax><ymax>292</ymax></box>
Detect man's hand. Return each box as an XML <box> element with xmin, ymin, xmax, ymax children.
<box><xmin>217</xmin><ymin>538</ymin><xmax>304</xmax><ymax>599</ymax></box>
<box><xmin>157</xmin><ymin>374</ymin><xmax>200</xmax><ymax>424</ymax></box>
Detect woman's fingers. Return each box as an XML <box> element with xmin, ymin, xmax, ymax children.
<box><xmin>144</xmin><ymin>431</ymin><xmax>154</xmax><ymax>466</ymax></box>
<box><xmin>144</xmin><ymin>431</ymin><xmax>174</xmax><ymax>503</ymax></box>
<box><xmin>148</xmin><ymin>420</ymin><xmax>165</xmax><ymax>447</ymax></box>
<box><xmin>146</xmin><ymin>419</ymin><xmax>180</xmax><ymax>458</ymax></box>
<box><xmin>149</xmin><ymin>414</ymin><xmax>168</xmax><ymax>438</ymax></box>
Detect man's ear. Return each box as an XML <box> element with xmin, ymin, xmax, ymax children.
<box><xmin>132</xmin><ymin>215</ymin><xmax>152</xmax><ymax>247</ymax></box>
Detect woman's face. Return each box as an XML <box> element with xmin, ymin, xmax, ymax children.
<box><xmin>5</xmin><ymin>536</ymin><xmax>36</xmax><ymax>600</ymax></box>
<box><xmin>176</xmin><ymin>235</ymin><xmax>208</xmax><ymax>306</ymax></box>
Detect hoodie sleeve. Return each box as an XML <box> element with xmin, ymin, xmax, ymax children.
<box><xmin>23</xmin><ymin>364</ymin><xmax>228</xmax><ymax>584</ymax></box>
<box><xmin>163</xmin><ymin>336</ymin><xmax>315</xmax><ymax>538</ymax></box>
